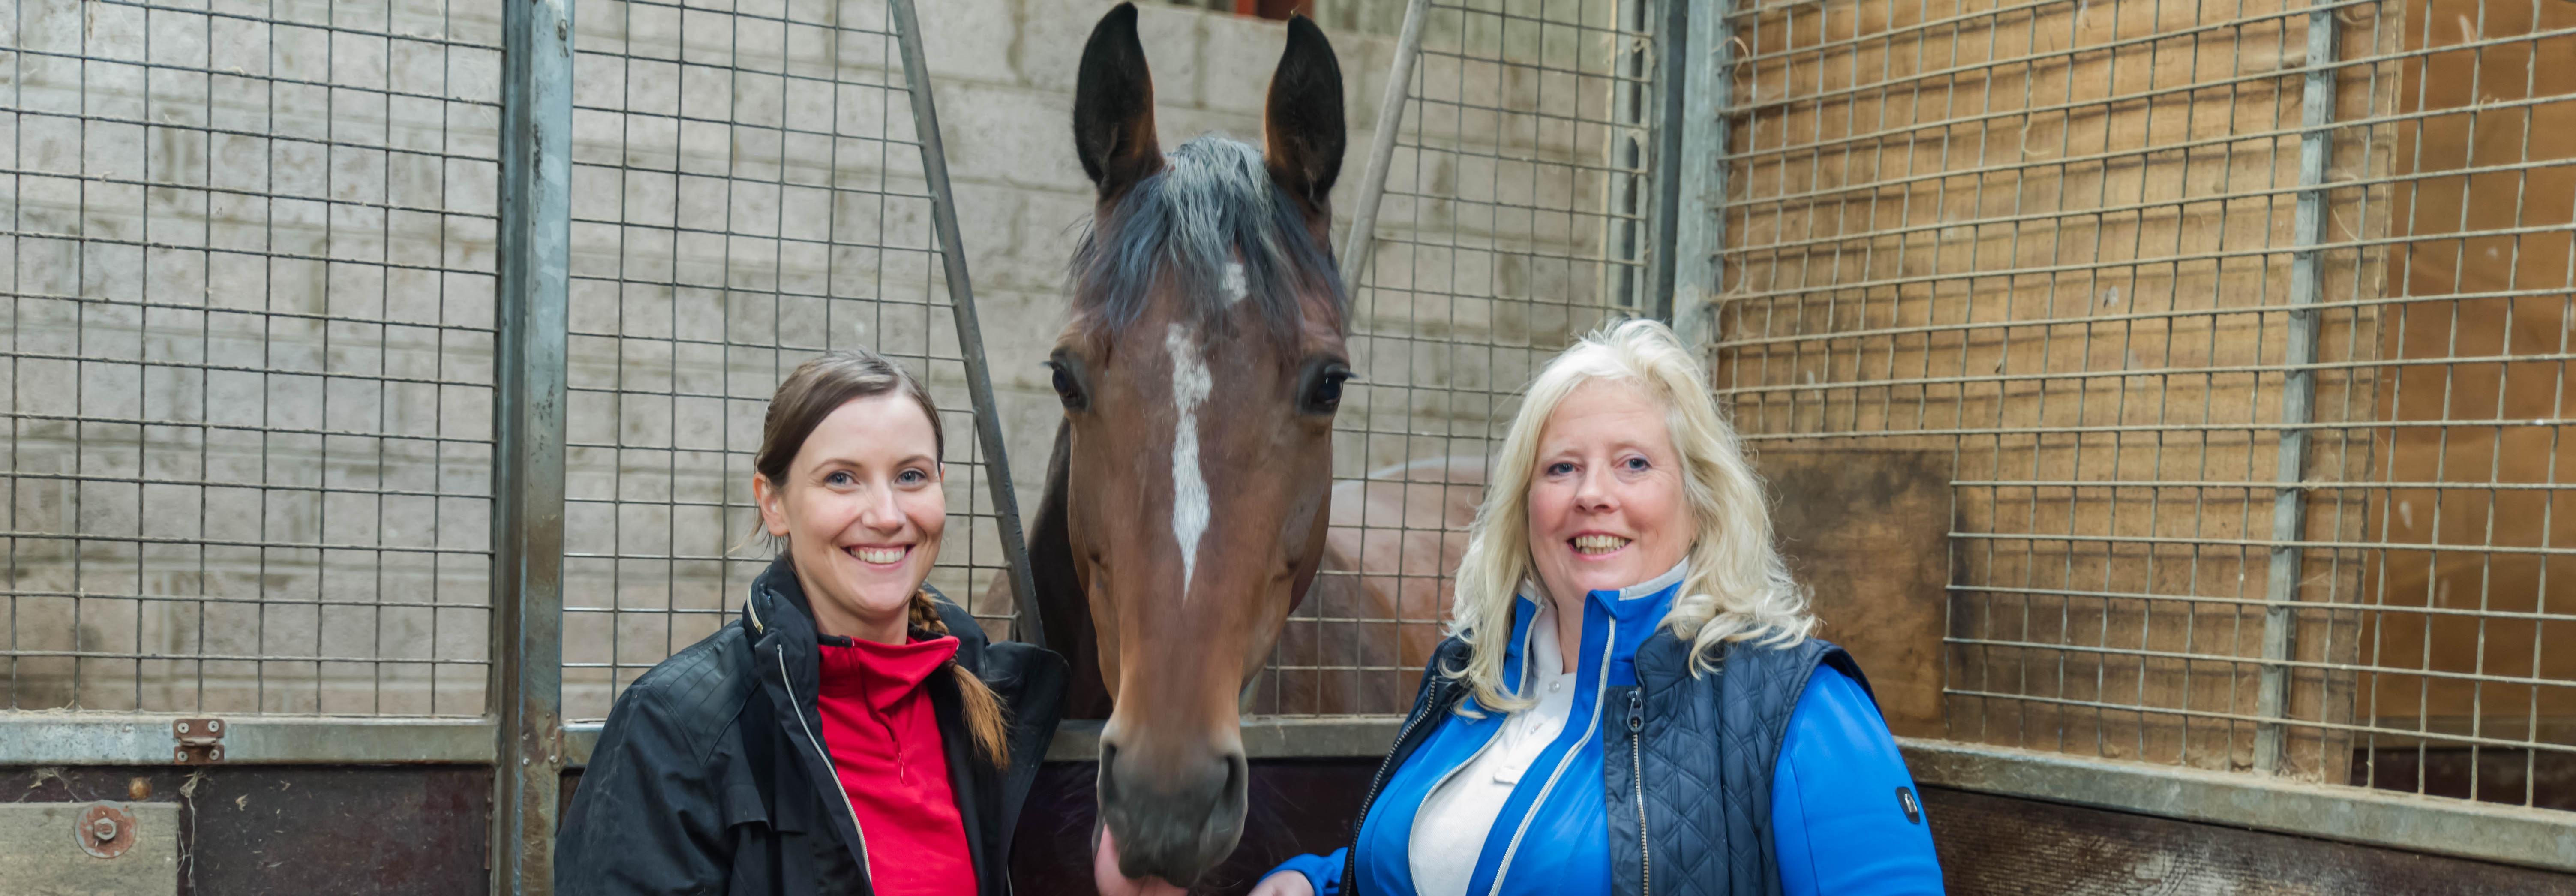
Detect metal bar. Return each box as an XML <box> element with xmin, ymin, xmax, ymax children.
<box><xmin>887</xmin><ymin>0</ymin><xmax>1042</xmax><ymax>649</ymax></box>
<box><xmin>1603</xmin><ymin>0</ymin><xmax>1658</xmax><ymax>311</ymax></box>
<box><xmin>1043</xmin><ymin>718</ymin><xmax>1407</xmax><ymax>762</ymax></box>
<box><xmin>491</xmin><ymin>0</ymin><xmax>575</xmax><ymax>891</ymax></box>
<box><xmin>1645</xmin><ymin>0</ymin><xmax>1689</xmax><ymax>323</ymax></box>
<box><xmin>2255</xmin><ymin>1</ymin><xmax>2340</xmax><ymax>776</ymax></box>
<box><xmin>1339</xmin><ymin>0</ymin><xmax>1431</xmax><ymax>289</ymax></box>
<box><xmin>1671</xmin><ymin>0</ymin><xmax>1732</xmax><ymax>349</ymax></box>
<box><xmin>1901</xmin><ymin>738</ymin><xmax>2576</xmax><ymax>873</ymax></box>
<box><xmin>1715</xmin><ymin>348</ymin><xmax>2576</xmax><ymax>396</ymax></box>
<box><xmin>1731</xmin><ymin>417</ymin><xmax>2576</xmax><ymax>440</ymax></box>
<box><xmin>1710</xmin><ymin>284</ymin><xmax>2576</xmax><ymax>350</ymax></box>
<box><xmin>561</xmin><ymin>719</ymin><xmax>2576</xmax><ymax>873</ymax></box>
<box><xmin>559</xmin><ymin>718</ymin><xmax>1411</xmax><ymax>767</ymax></box>
<box><xmin>0</xmin><ymin>716</ymin><xmax>495</xmax><ymax>765</ymax></box>
<box><xmin>1949</xmin><ymin>583</ymin><xmax>2576</xmax><ymax>623</ymax></box>
<box><xmin>1943</xmin><ymin>637</ymin><xmax>2573</xmax><ymax>690</ymax></box>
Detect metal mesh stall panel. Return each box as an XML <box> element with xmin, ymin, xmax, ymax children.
<box><xmin>1255</xmin><ymin>0</ymin><xmax>1668</xmax><ymax>716</ymax></box>
<box><xmin>2360</xmin><ymin>0</ymin><xmax>2576</xmax><ymax>809</ymax></box>
<box><xmin>1714</xmin><ymin>0</ymin><xmax>2573</xmax><ymax>810</ymax></box>
<box><xmin>2</xmin><ymin>0</ymin><xmax>501</xmax><ymax>716</ymax></box>
<box><xmin>559</xmin><ymin>0</ymin><xmax>1011</xmax><ymax>721</ymax></box>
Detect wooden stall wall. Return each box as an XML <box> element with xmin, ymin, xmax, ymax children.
<box><xmin>2369</xmin><ymin>0</ymin><xmax>2576</xmax><ymax>804</ymax></box>
<box><xmin>1714</xmin><ymin>0</ymin><xmax>2399</xmax><ymax>784</ymax></box>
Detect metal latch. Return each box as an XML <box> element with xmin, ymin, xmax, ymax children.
<box><xmin>172</xmin><ymin>718</ymin><xmax>225</xmax><ymax>764</ymax></box>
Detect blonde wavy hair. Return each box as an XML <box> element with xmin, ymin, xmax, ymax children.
<box><xmin>1446</xmin><ymin>318</ymin><xmax>1813</xmax><ymax>712</ymax></box>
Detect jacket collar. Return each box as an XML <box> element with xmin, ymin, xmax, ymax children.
<box><xmin>817</xmin><ymin>635</ymin><xmax>959</xmax><ymax>703</ymax></box>
<box><xmin>1501</xmin><ymin>559</ymin><xmax>1688</xmax><ymax>692</ymax></box>
<box><xmin>744</xmin><ymin>554</ymin><xmax>811</xmax><ymax>641</ymax></box>
<box><xmin>743</xmin><ymin>553</ymin><xmax>989</xmax><ymax>675</ymax></box>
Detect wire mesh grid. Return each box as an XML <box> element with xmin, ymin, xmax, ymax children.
<box><xmin>2</xmin><ymin>0</ymin><xmax>502</xmax><ymax>716</ymax></box>
<box><xmin>558</xmin><ymin>0</ymin><xmax>1012</xmax><ymax>721</ymax></box>
<box><xmin>1252</xmin><ymin>0</ymin><xmax>1667</xmax><ymax>717</ymax></box>
<box><xmin>1711</xmin><ymin>0</ymin><xmax>2573</xmax><ymax>810</ymax></box>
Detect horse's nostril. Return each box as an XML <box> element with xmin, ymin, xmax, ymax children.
<box><xmin>1095</xmin><ymin>742</ymin><xmax>1121</xmax><ymax>805</ymax></box>
<box><xmin>1221</xmin><ymin>751</ymin><xmax>1249</xmax><ymax>806</ymax></box>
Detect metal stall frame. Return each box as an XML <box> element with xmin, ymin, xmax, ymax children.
<box><xmin>6</xmin><ymin>0</ymin><xmax>2564</xmax><ymax>885</ymax></box>
<box><xmin>1680</xmin><ymin>0</ymin><xmax>2576</xmax><ymax>875</ymax></box>
<box><xmin>0</xmin><ymin>0</ymin><xmax>1038</xmax><ymax>889</ymax></box>
<box><xmin>490</xmin><ymin>0</ymin><xmax>576</xmax><ymax>889</ymax></box>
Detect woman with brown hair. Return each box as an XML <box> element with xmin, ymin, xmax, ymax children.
<box><xmin>558</xmin><ymin>349</ymin><xmax>1068</xmax><ymax>896</ymax></box>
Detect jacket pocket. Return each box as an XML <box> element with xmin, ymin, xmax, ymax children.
<box><xmin>721</xmin><ymin>780</ymin><xmax>778</xmax><ymax>831</ymax></box>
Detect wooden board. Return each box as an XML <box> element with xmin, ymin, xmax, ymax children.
<box><xmin>1764</xmin><ymin>447</ymin><xmax>1955</xmax><ymax>739</ymax></box>
<box><xmin>1924</xmin><ymin>785</ymin><xmax>2576</xmax><ymax>894</ymax></box>
<box><xmin>2</xmin><ymin>765</ymin><xmax>489</xmax><ymax>896</ymax></box>
<box><xmin>2370</xmin><ymin>0</ymin><xmax>2576</xmax><ymax>750</ymax></box>
<box><xmin>0</xmin><ymin>802</ymin><xmax>178</xmax><ymax>896</ymax></box>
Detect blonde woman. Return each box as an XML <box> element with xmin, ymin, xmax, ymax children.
<box><xmin>1255</xmin><ymin>319</ymin><xmax>1943</xmax><ymax>896</ymax></box>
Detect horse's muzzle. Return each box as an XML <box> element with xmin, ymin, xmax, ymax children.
<box><xmin>1095</xmin><ymin>740</ymin><xmax>1250</xmax><ymax>886</ymax></box>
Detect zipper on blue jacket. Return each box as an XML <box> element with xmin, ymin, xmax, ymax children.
<box><xmin>1628</xmin><ymin>688</ymin><xmax>1649</xmax><ymax>896</ymax></box>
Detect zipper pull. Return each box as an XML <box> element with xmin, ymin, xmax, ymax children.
<box><xmin>1627</xmin><ymin>689</ymin><xmax>1644</xmax><ymax>734</ymax></box>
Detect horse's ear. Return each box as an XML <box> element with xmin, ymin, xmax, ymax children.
<box><xmin>1073</xmin><ymin>3</ymin><xmax>1163</xmax><ymax>199</ymax></box>
<box><xmin>1264</xmin><ymin>15</ymin><xmax>1346</xmax><ymax>215</ymax></box>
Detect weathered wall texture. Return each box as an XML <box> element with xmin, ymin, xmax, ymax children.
<box><xmin>3</xmin><ymin>0</ymin><xmax>1632</xmax><ymax>721</ymax></box>
<box><xmin>1713</xmin><ymin>0</ymin><xmax>2400</xmax><ymax>784</ymax></box>
<box><xmin>3</xmin><ymin>0</ymin><xmax>507</xmax><ymax>716</ymax></box>
<box><xmin>2372</xmin><ymin>0</ymin><xmax>2576</xmax><ymax>759</ymax></box>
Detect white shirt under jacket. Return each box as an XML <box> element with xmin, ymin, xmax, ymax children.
<box><xmin>1403</xmin><ymin>561</ymin><xmax>1690</xmax><ymax>896</ymax></box>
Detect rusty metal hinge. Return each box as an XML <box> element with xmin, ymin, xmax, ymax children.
<box><xmin>173</xmin><ymin>717</ymin><xmax>225</xmax><ymax>764</ymax></box>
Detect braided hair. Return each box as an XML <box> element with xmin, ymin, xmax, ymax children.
<box><xmin>907</xmin><ymin>587</ymin><xmax>1012</xmax><ymax>765</ymax></box>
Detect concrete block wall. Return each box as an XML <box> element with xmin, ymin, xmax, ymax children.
<box><xmin>3</xmin><ymin>0</ymin><xmax>1635</xmax><ymax>719</ymax></box>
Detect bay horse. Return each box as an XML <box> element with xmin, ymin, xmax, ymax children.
<box><xmin>1004</xmin><ymin>4</ymin><xmax>1353</xmax><ymax>890</ymax></box>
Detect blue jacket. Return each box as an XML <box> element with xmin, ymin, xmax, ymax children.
<box><xmin>1267</xmin><ymin>573</ymin><xmax>1943</xmax><ymax>896</ymax></box>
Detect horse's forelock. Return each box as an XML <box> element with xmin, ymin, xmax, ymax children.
<box><xmin>1070</xmin><ymin>135</ymin><xmax>1344</xmax><ymax>343</ymax></box>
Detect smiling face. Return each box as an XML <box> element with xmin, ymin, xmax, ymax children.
<box><xmin>753</xmin><ymin>392</ymin><xmax>946</xmax><ymax>643</ymax></box>
<box><xmin>1525</xmin><ymin>377</ymin><xmax>1693</xmax><ymax>603</ymax></box>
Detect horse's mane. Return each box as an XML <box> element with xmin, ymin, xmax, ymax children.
<box><xmin>1069</xmin><ymin>135</ymin><xmax>1345</xmax><ymax>340</ymax></box>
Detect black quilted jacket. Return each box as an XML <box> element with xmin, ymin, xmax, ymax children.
<box><xmin>556</xmin><ymin>556</ymin><xmax>1068</xmax><ymax>896</ymax></box>
<box><xmin>1343</xmin><ymin>631</ymin><xmax>1867</xmax><ymax>896</ymax></box>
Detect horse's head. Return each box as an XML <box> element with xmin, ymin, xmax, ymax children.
<box><xmin>1055</xmin><ymin>4</ymin><xmax>1348</xmax><ymax>888</ymax></box>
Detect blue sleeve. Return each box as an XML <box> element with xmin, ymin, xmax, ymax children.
<box><xmin>1264</xmin><ymin>848</ymin><xmax>1347</xmax><ymax>896</ymax></box>
<box><xmin>1771</xmin><ymin>666</ymin><xmax>1945</xmax><ymax>896</ymax></box>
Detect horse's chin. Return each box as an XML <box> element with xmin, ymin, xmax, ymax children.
<box><xmin>1093</xmin><ymin>826</ymin><xmax>1193</xmax><ymax>896</ymax></box>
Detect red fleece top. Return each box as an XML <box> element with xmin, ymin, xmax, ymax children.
<box><xmin>815</xmin><ymin>634</ymin><xmax>975</xmax><ymax>896</ymax></box>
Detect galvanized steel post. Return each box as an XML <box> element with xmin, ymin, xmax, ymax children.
<box><xmin>1672</xmin><ymin>0</ymin><xmax>1732</xmax><ymax>352</ymax></box>
<box><xmin>1341</xmin><ymin>0</ymin><xmax>1430</xmax><ymax>289</ymax></box>
<box><xmin>2255</xmin><ymin>0</ymin><xmax>2339</xmax><ymax>774</ymax></box>
<box><xmin>887</xmin><ymin>0</ymin><xmax>1045</xmax><ymax>649</ymax></box>
<box><xmin>1647</xmin><ymin>0</ymin><xmax>1690</xmax><ymax>324</ymax></box>
<box><xmin>491</xmin><ymin>0</ymin><xmax>575</xmax><ymax>890</ymax></box>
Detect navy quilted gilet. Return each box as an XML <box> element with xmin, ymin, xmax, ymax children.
<box><xmin>1344</xmin><ymin>631</ymin><xmax>1868</xmax><ymax>896</ymax></box>
<box><xmin>1620</xmin><ymin>632</ymin><xmax>1869</xmax><ymax>896</ymax></box>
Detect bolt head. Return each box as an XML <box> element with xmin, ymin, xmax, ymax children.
<box><xmin>91</xmin><ymin>818</ymin><xmax>117</xmax><ymax>841</ymax></box>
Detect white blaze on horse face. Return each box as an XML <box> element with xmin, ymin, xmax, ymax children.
<box><xmin>1165</xmin><ymin>324</ymin><xmax>1214</xmax><ymax>598</ymax></box>
<box><xmin>1221</xmin><ymin>261</ymin><xmax>1247</xmax><ymax>306</ymax></box>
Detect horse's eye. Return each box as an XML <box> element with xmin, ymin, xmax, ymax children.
<box><xmin>1049</xmin><ymin>363</ymin><xmax>1088</xmax><ymax>412</ymax></box>
<box><xmin>1303</xmin><ymin>367</ymin><xmax>1350</xmax><ymax>415</ymax></box>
